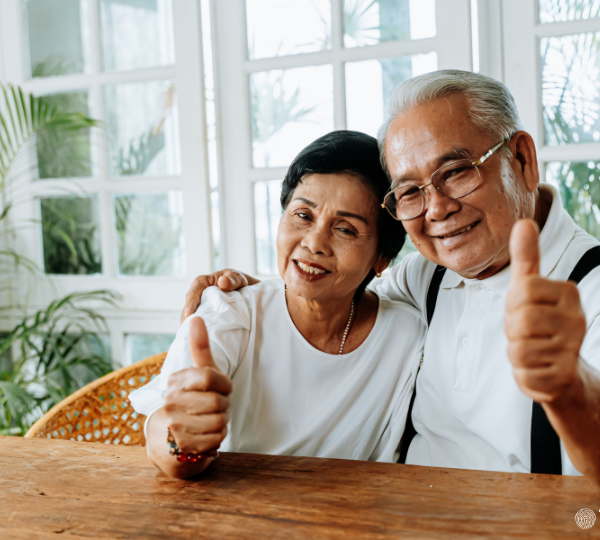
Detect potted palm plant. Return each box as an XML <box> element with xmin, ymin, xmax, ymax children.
<box><xmin>0</xmin><ymin>83</ymin><xmax>120</xmax><ymax>435</ymax></box>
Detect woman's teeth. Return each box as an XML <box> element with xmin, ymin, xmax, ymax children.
<box><xmin>295</xmin><ymin>261</ymin><xmax>326</xmax><ymax>275</ymax></box>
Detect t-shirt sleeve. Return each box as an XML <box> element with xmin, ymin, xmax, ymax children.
<box><xmin>129</xmin><ymin>286</ymin><xmax>251</xmax><ymax>417</ymax></box>
<box><xmin>368</xmin><ymin>252</ymin><xmax>433</xmax><ymax>316</ymax></box>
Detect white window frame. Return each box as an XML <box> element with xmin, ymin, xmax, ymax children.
<box><xmin>211</xmin><ymin>0</ymin><xmax>473</xmax><ymax>276</ymax></box>
<box><xmin>0</xmin><ymin>0</ymin><xmax>214</xmax><ymax>365</ymax></box>
<box><xmin>502</xmin><ymin>0</ymin><xmax>600</xmax><ymax>165</ymax></box>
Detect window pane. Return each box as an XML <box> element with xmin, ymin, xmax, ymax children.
<box><xmin>546</xmin><ymin>161</ymin><xmax>600</xmax><ymax>239</ymax></box>
<box><xmin>125</xmin><ymin>333</ymin><xmax>174</xmax><ymax>364</ymax></box>
<box><xmin>539</xmin><ymin>0</ymin><xmax>600</xmax><ymax>23</ymax></box>
<box><xmin>37</xmin><ymin>91</ymin><xmax>92</xmax><ymax>179</ymax></box>
<box><xmin>250</xmin><ymin>65</ymin><xmax>334</xmax><ymax>168</ymax></box>
<box><xmin>542</xmin><ymin>33</ymin><xmax>600</xmax><ymax>145</ymax></box>
<box><xmin>114</xmin><ymin>192</ymin><xmax>185</xmax><ymax>277</ymax></box>
<box><xmin>40</xmin><ymin>196</ymin><xmax>102</xmax><ymax>275</ymax></box>
<box><xmin>254</xmin><ymin>180</ymin><xmax>282</xmax><ymax>275</ymax></box>
<box><xmin>246</xmin><ymin>0</ymin><xmax>331</xmax><ymax>60</ymax></box>
<box><xmin>104</xmin><ymin>80</ymin><xmax>181</xmax><ymax>177</ymax></box>
<box><xmin>343</xmin><ymin>0</ymin><xmax>435</xmax><ymax>48</ymax></box>
<box><xmin>346</xmin><ymin>53</ymin><xmax>437</xmax><ymax>136</ymax></box>
<box><xmin>24</xmin><ymin>0</ymin><xmax>89</xmax><ymax>77</ymax></box>
<box><xmin>99</xmin><ymin>0</ymin><xmax>175</xmax><ymax>72</ymax></box>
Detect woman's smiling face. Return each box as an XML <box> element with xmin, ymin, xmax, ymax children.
<box><xmin>277</xmin><ymin>172</ymin><xmax>387</xmax><ymax>301</ymax></box>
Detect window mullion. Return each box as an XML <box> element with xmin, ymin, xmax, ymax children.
<box><xmin>331</xmin><ymin>0</ymin><xmax>345</xmax><ymax>130</ymax></box>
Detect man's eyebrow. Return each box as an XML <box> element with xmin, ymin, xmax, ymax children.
<box><xmin>391</xmin><ymin>146</ymin><xmax>472</xmax><ymax>187</ymax></box>
<box><xmin>292</xmin><ymin>196</ymin><xmax>316</xmax><ymax>207</ymax></box>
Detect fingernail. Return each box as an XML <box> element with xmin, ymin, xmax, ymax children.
<box><xmin>183</xmin><ymin>309</ymin><xmax>189</xmax><ymax>319</ymax></box>
<box><xmin>229</xmin><ymin>276</ymin><xmax>235</xmax><ymax>285</ymax></box>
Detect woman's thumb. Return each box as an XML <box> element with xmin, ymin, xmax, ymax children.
<box><xmin>189</xmin><ymin>316</ymin><xmax>216</xmax><ymax>369</ymax></box>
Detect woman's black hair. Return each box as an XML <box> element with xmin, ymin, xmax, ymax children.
<box><xmin>280</xmin><ymin>130</ymin><xmax>406</xmax><ymax>298</ymax></box>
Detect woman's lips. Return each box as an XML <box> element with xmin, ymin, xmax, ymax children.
<box><xmin>292</xmin><ymin>259</ymin><xmax>330</xmax><ymax>281</ymax></box>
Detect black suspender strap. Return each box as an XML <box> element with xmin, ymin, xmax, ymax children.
<box><xmin>398</xmin><ymin>265</ymin><xmax>446</xmax><ymax>464</ymax></box>
<box><xmin>567</xmin><ymin>245</ymin><xmax>600</xmax><ymax>284</ymax></box>
<box><xmin>531</xmin><ymin>244</ymin><xmax>600</xmax><ymax>475</ymax></box>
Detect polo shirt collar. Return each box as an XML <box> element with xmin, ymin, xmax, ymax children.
<box><xmin>439</xmin><ymin>183</ymin><xmax>576</xmax><ymax>297</ymax></box>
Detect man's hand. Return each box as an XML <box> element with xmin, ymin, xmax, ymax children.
<box><xmin>505</xmin><ymin>219</ymin><xmax>587</xmax><ymax>403</ymax></box>
<box><xmin>164</xmin><ymin>317</ymin><xmax>233</xmax><ymax>454</ymax></box>
<box><xmin>181</xmin><ymin>270</ymin><xmax>256</xmax><ymax>323</ymax></box>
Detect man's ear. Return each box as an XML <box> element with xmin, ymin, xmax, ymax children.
<box><xmin>373</xmin><ymin>255</ymin><xmax>391</xmax><ymax>276</ymax></box>
<box><xmin>509</xmin><ymin>131</ymin><xmax>539</xmax><ymax>193</ymax></box>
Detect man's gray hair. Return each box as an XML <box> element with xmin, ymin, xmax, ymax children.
<box><xmin>377</xmin><ymin>69</ymin><xmax>523</xmax><ymax>178</ymax></box>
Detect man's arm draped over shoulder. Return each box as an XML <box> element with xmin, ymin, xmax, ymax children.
<box><xmin>181</xmin><ymin>270</ymin><xmax>258</xmax><ymax>322</ymax></box>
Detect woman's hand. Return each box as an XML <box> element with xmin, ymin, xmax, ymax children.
<box><xmin>145</xmin><ymin>317</ymin><xmax>233</xmax><ymax>479</ymax></box>
<box><xmin>166</xmin><ymin>317</ymin><xmax>233</xmax><ymax>455</ymax></box>
<box><xmin>181</xmin><ymin>270</ymin><xmax>258</xmax><ymax>323</ymax></box>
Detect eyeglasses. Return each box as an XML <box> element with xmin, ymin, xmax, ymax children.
<box><xmin>381</xmin><ymin>139</ymin><xmax>508</xmax><ymax>221</ymax></box>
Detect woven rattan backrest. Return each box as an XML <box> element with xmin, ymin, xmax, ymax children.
<box><xmin>25</xmin><ymin>352</ymin><xmax>166</xmax><ymax>446</ymax></box>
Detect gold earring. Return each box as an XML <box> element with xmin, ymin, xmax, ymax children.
<box><xmin>376</xmin><ymin>271</ymin><xmax>382</xmax><ymax>278</ymax></box>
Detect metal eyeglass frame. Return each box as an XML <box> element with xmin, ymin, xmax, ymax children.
<box><xmin>381</xmin><ymin>139</ymin><xmax>508</xmax><ymax>221</ymax></box>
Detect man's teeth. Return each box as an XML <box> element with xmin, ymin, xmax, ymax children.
<box><xmin>441</xmin><ymin>224</ymin><xmax>474</xmax><ymax>239</ymax></box>
<box><xmin>296</xmin><ymin>261</ymin><xmax>326</xmax><ymax>275</ymax></box>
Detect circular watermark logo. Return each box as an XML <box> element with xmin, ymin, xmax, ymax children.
<box><xmin>575</xmin><ymin>508</ymin><xmax>596</xmax><ymax>530</ymax></box>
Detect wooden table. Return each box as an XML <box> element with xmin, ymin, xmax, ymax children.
<box><xmin>1</xmin><ymin>437</ymin><xmax>599</xmax><ymax>539</ymax></box>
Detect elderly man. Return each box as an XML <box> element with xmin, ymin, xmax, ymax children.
<box><xmin>181</xmin><ymin>70</ymin><xmax>600</xmax><ymax>484</ymax></box>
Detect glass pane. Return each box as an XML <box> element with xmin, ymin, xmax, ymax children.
<box><xmin>114</xmin><ymin>191</ymin><xmax>185</xmax><ymax>277</ymax></box>
<box><xmin>104</xmin><ymin>80</ymin><xmax>181</xmax><ymax>177</ymax></box>
<box><xmin>343</xmin><ymin>0</ymin><xmax>435</xmax><ymax>48</ymax></box>
<box><xmin>254</xmin><ymin>180</ymin><xmax>282</xmax><ymax>275</ymax></box>
<box><xmin>37</xmin><ymin>90</ymin><xmax>92</xmax><ymax>179</ymax></box>
<box><xmin>100</xmin><ymin>0</ymin><xmax>175</xmax><ymax>72</ymax></box>
<box><xmin>246</xmin><ymin>0</ymin><xmax>331</xmax><ymax>60</ymax></box>
<box><xmin>24</xmin><ymin>0</ymin><xmax>89</xmax><ymax>77</ymax></box>
<box><xmin>542</xmin><ymin>33</ymin><xmax>600</xmax><ymax>145</ymax></box>
<box><xmin>125</xmin><ymin>333</ymin><xmax>175</xmax><ymax>364</ymax></box>
<box><xmin>346</xmin><ymin>53</ymin><xmax>437</xmax><ymax>136</ymax></box>
<box><xmin>540</xmin><ymin>0</ymin><xmax>600</xmax><ymax>23</ymax></box>
<box><xmin>40</xmin><ymin>196</ymin><xmax>102</xmax><ymax>275</ymax></box>
<box><xmin>250</xmin><ymin>65</ymin><xmax>334</xmax><ymax>168</ymax></box>
<box><xmin>546</xmin><ymin>161</ymin><xmax>600</xmax><ymax>239</ymax></box>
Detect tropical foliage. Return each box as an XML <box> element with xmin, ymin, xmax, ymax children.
<box><xmin>0</xmin><ymin>83</ymin><xmax>119</xmax><ymax>435</ymax></box>
<box><xmin>0</xmin><ymin>291</ymin><xmax>118</xmax><ymax>435</ymax></box>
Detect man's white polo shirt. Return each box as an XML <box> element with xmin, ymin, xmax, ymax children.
<box><xmin>371</xmin><ymin>184</ymin><xmax>600</xmax><ymax>475</ymax></box>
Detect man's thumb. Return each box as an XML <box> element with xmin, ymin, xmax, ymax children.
<box><xmin>189</xmin><ymin>316</ymin><xmax>217</xmax><ymax>369</ymax></box>
<box><xmin>509</xmin><ymin>218</ymin><xmax>540</xmax><ymax>283</ymax></box>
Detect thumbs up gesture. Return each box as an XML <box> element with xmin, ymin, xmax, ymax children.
<box><xmin>505</xmin><ymin>219</ymin><xmax>587</xmax><ymax>403</ymax></box>
<box><xmin>164</xmin><ymin>317</ymin><xmax>233</xmax><ymax>456</ymax></box>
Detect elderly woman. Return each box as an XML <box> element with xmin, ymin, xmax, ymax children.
<box><xmin>130</xmin><ymin>131</ymin><xmax>425</xmax><ymax>479</ymax></box>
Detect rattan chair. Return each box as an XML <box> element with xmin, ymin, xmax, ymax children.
<box><xmin>25</xmin><ymin>352</ymin><xmax>166</xmax><ymax>446</ymax></box>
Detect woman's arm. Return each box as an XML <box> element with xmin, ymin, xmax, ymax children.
<box><xmin>145</xmin><ymin>317</ymin><xmax>232</xmax><ymax>479</ymax></box>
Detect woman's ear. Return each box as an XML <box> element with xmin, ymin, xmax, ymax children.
<box><xmin>373</xmin><ymin>255</ymin><xmax>390</xmax><ymax>277</ymax></box>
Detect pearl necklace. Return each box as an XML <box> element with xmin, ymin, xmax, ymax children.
<box><xmin>285</xmin><ymin>286</ymin><xmax>355</xmax><ymax>355</ymax></box>
<box><xmin>338</xmin><ymin>300</ymin><xmax>355</xmax><ymax>355</ymax></box>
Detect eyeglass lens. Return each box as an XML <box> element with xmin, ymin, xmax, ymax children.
<box><xmin>384</xmin><ymin>159</ymin><xmax>481</xmax><ymax>220</ymax></box>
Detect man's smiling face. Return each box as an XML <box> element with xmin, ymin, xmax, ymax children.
<box><xmin>385</xmin><ymin>93</ymin><xmax>532</xmax><ymax>279</ymax></box>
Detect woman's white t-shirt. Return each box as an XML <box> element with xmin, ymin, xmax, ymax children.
<box><xmin>130</xmin><ymin>279</ymin><xmax>425</xmax><ymax>463</ymax></box>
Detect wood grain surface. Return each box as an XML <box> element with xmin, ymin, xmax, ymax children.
<box><xmin>1</xmin><ymin>436</ymin><xmax>599</xmax><ymax>539</ymax></box>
